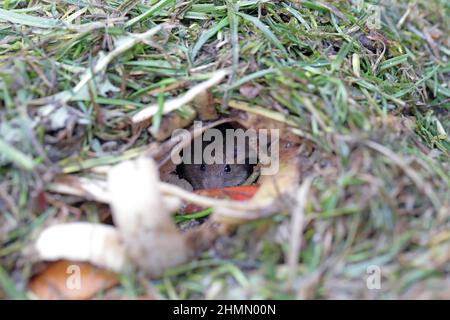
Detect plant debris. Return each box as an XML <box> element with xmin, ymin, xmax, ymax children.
<box><xmin>0</xmin><ymin>0</ymin><xmax>449</xmax><ymax>299</ymax></box>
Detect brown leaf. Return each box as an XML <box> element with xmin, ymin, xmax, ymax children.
<box><xmin>250</xmin><ymin>140</ymin><xmax>302</xmax><ymax>204</ymax></box>
<box><xmin>229</xmin><ymin>106</ymin><xmax>303</xmax><ymax>145</ymax></box>
<box><xmin>150</xmin><ymin>106</ymin><xmax>197</xmax><ymax>142</ymax></box>
<box><xmin>29</xmin><ymin>260</ymin><xmax>119</xmax><ymax>300</ymax></box>
<box><xmin>192</xmin><ymin>89</ymin><xmax>218</xmax><ymax>121</ymax></box>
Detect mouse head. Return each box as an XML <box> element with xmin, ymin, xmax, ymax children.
<box><xmin>177</xmin><ymin>123</ymin><xmax>255</xmax><ymax>190</ymax></box>
<box><xmin>181</xmin><ymin>162</ymin><xmax>253</xmax><ymax>190</ymax></box>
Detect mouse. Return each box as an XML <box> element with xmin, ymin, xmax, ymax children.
<box><xmin>177</xmin><ymin>125</ymin><xmax>254</xmax><ymax>190</ymax></box>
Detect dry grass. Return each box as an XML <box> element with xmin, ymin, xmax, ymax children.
<box><xmin>0</xmin><ymin>0</ymin><xmax>449</xmax><ymax>299</ymax></box>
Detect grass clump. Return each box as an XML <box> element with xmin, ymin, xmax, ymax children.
<box><xmin>0</xmin><ymin>0</ymin><xmax>449</xmax><ymax>299</ymax></box>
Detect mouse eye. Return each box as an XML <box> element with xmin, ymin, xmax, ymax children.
<box><xmin>200</xmin><ymin>164</ymin><xmax>206</xmax><ymax>172</ymax></box>
<box><xmin>224</xmin><ymin>164</ymin><xmax>231</xmax><ymax>173</ymax></box>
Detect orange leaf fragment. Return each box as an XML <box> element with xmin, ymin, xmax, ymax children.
<box><xmin>183</xmin><ymin>185</ymin><xmax>259</xmax><ymax>213</ymax></box>
<box><xmin>29</xmin><ymin>260</ymin><xmax>119</xmax><ymax>300</ymax></box>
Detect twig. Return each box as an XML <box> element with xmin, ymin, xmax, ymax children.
<box><xmin>287</xmin><ymin>177</ymin><xmax>312</xmax><ymax>286</ymax></box>
<box><xmin>132</xmin><ymin>69</ymin><xmax>230</xmax><ymax>123</ymax></box>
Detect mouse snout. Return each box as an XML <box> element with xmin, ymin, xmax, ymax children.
<box><xmin>201</xmin><ymin>175</ymin><xmax>225</xmax><ymax>189</ymax></box>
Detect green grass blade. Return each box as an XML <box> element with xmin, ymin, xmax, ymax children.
<box><xmin>0</xmin><ymin>139</ymin><xmax>35</xmax><ymax>171</ymax></box>
<box><xmin>124</xmin><ymin>0</ymin><xmax>175</xmax><ymax>28</ymax></box>
<box><xmin>236</xmin><ymin>12</ymin><xmax>287</xmax><ymax>54</ymax></box>
<box><xmin>0</xmin><ymin>8</ymin><xmax>63</xmax><ymax>28</ymax></box>
<box><xmin>191</xmin><ymin>17</ymin><xmax>229</xmax><ymax>60</ymax></box>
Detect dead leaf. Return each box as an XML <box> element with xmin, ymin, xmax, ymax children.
<box><xmin>150</xmin><ymin>105</ymin><xmax>197</xmax><ymax>141</ymax></box>
<box><xmin>29</xmin><ymin>260</ymin><xmax>118</xmax><ymax>300</ymax></box>
<box><xmin>228</xmin><ymin>106</ymin><xmax>303</xmax><ymax>145</ymax></box>
<box><xmin>193</xmin><ymin>89</ymin><xmax>218</xmax><ymax>121</ymax></box>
